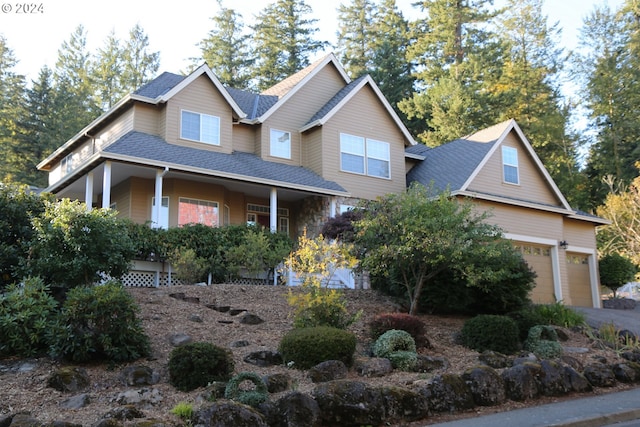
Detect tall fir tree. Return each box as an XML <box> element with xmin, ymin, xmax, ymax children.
<box><xmin>251</xmin><ymin>0</ymin><xmax>328</xmax><ymax>90</ymax></box>
<box><xmin>92</xmin><ymin>30</ymin><xmax>124</xmax><ymax>110</ymax></box>
<box><xmin>575</xmin><ymin>2</ymin><xmax>640</xmax><ymax>208</ymax></box>
<box><xmin>197</xmin><ymin>1</ymin><xmax>254</xmax><ymax>89</ymax></box>
<box><xmin>0</xmin><ymin>36</ymin><xmax>27</xmax><ymax>183</ymax></box>
<box><xmin>494</xmin><ymin>0</ymin><xmax>585</xmax><ymax>208</ymax></box>
<box><xmin>13</xmin><ymin>66</ymin><xmax>58</xmax><ymax>187</ymax></box>
<box><xmin>120</xmin><ymin>24</ymin><xmax>160</xmax><ymax>92</ymax></box>
<box><xmin>398</xmin><ymin>0</ymin><xmax>503</xmax><ymax>146</ymax></box>
<box><xmin>53</xmin><ymin>25</ymin><xmax>101</xmax><ymax>141</ymax></box>
<box><xmin>336</xmin><ymin>0</ymin><xmax>377</xmax><ymax>78</ymax></box>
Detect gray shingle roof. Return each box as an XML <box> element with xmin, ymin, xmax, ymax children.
<box><xmin>134</xmin><ymin>72</ymin><xmax>186</xmax><ymax>98</ymax></box>
<box><xmin>225</xmin><ymin>87</ymin><xmax>278</xmax><ymax>120</ymax></box>
<box><xmin>406</xmin><ymin>138</ymin><xmax>496</xmax><ymax>192</ymax></box>
<box><xmin>306</xmin><ymin>75</ymin><xmax>366</xmax><ymax>126</ymax></box>
<box><xmin>104</xmin><ymin>131</ymin><xmax>347</xmax><ymax>194</ymax></box>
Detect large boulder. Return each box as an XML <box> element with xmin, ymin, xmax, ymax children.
<box><xmin>414</xmin><ymin>374</ymin><xmax>474</xmax><ymax>413</ymax></box>
<box><xmin>353</xmin><ymin>357</ymin><xmax>393</xmax><ymax>378</ymax></box>
<box><xmin>47</xmin><ymin>367</ymin><xmax>90</xmax><ymax>393</ymax></box>
<box><xmin>193</xmin><ymin>401</ymin><xmax>267</xmax><ymax>427</ymax></box>
<box><xmin>120</xmin><ymin>365</ymin><xmax>159</xmax><ymax>386</ymax></box>
<box><xmin>462</xmin><ymin>365</ymin><xmax>506</xmax><ymax>406</ymax></box>
<box><xmin>612</xmin><ymin>362</ymin><xmax>640</xmax><ymax>383</ymax></box>
<box><xmin>583</xmin><ymin>363</ymin><xmax>616</xmax><ymax>388</ymax></box>
<box><xmin>501</xmin><ymin>362</ymin><xmax>542</xmax><ymax>401</ymax></box>
<box><xmin>264</xmin><ymin>391</ymin><xmax>322</xmax><ymax>427</ymax></box>
<box><xmin>563</xmin><ymin>365</ymin><xmax>592</xmax><ymax>393</ymax></box>
<box><xmin>538</xmin><ymin>360</ymin><xmax>571</xmax><ymax>396</ymax></box>
<box><xmin>308</xmin><ymin>360</ymin><xmax>348</xmax><ymax>383</ymax></box>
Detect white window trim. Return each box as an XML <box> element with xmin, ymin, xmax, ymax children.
<box><xmin>180</xmin><ymin>109</ymin><xmax>221</xmax><ymax>145</ymax></box>
<box><xmin>502</xmin><ymin>146</ymin><xmax>520</xmax><ymax>185</ymax></box>
<box><xmin>340</xmin><ymin>133</ymin><xmax>391</xmax><ymax>179</ymax></box>
<box><xmin>269</xmin><ymin>128</ymin><xmax>291</xmax><ymax>159</ymax></box>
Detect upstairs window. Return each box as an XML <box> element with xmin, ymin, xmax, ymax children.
<box><xmin>270</xmin><ymin>129</ymin><xmax>291</xmax><ymax>159</ymax></box>
<box><xmin>502</xmin><ymin>146</ymin><xmax>519</xmax><ymax>185</ymax></box>
<box><xmin>181</xmin><ymin>110</ymin><xmax>220</xmax><ymax>145</ymax></box>
<box><xmin>340</xmin><ymin>133</ymin><xmax>390</xmax><ymax>179</ymax></box>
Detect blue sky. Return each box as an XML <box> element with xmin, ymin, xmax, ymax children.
<box><xmin>0</xmin><ymin>0</ymin><xmax>624</xmax><ymax>83</ymax></box>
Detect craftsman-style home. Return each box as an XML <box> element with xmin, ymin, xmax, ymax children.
<box><xmin>37</xmin><ymin>54</ymin><xmax>606</xmax><ymax>307</ymax></box>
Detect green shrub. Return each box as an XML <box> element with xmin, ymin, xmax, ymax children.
<box><xmin>531</xmin><ymin>302</ymin><xmax>585</xmax><ymax>328</ymax></box>
<box><xmin>170</xmin><ymin>402</ymin><xmax>194</xmax><ymax>420</ymax></box>
<box><xmin>369</xmin><ymin>312</ymin><xmax>427</xmax><ymax>346</ymax></box>
<box><xmin>292</xmin><ymin>297</ymin><xmax>361</xmax><ymax>330</ymax></box>
<box><xmin>224</xmin><ymin>372</ymin><xmax>269</xmax><ymax>407</ymax></box>
<box><xmin>599</xmin><ymin>253</ymin><xmax>637</xmax><ymax>297</ymax></box>
<box><xmin>524</xmin><ymin>325</ymin><xmax>563</xmax><ymax>359</ymax></box>
<box><xmin>508</xmin><ymin>307</ymin><xmax>549</xmax><ymax>341</ymax></box>
<box><xmin>168</xmin><ymin>247</ymin><xmax>208</xmax><ymax>284</ymax></box>
<box><xmin>0</xmin><ymin>277</ymin><xmax>59</xmax><ymax>357</ymax></box>
<box><xmin>49</xmin><ymin>280</ymin><xmax>151</xmax><ymax>363</ymax></box>
<box><xmin>372</xmin><ymin>329</ymin><xmax>418</xmax><ymax>371</ymax></box>
<box><xmin>278</xmin><ymin>326</ymin><xmax>357</xmax><ymax>370</ymax></box>
<box><xmin>460</xmin><ymin>315</ymin><xmax>520</xmax><ymax>354</ymax></box>
<box><xmin>168</xmin><ymin>342</ymin><xmax>235</xmax><ymax>392</ymax></box>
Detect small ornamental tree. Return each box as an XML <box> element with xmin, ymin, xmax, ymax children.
<box><xmin>285</xmin><ymin>230</ymin><xmax>360</xmax><ymax>329</ymax></box>
<box><xmin>25</xmin><ymin>199</ymin><xmax>136</xmax><ymax>289</ymax></box>
<box><xmin>354</xmin><ymin>183</ymin><xmax>524</xmax><ymax>315</ymax></box>
<box><xmin>599</xmin><ymin>252</ymin><xmax>638</xmax><ymax>297</ymax></box>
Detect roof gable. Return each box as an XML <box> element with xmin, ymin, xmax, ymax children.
<box><xmin>301</xmin><ymin>74</ymin><xmax>417</xmax><ymax>147</ymax></box>
<box><xmin>407</xmin><ymin>119</ymin><xmax>572</xmax><ymax>211</ymax></box>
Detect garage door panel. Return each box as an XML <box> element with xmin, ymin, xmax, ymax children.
<box><xmin>567</xmin><ymin>253</ymin><xmax>592</xmax><ymax>307</ymax></box>
<box><xmin>515</xmin><ymin>243</ymin><xmax>554</xmax><ymax>304</ymax></box>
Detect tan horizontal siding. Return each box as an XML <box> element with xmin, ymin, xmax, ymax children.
<box><xmin>165</xmin><ymin>75</ymin><xmax>234</xmax><ymax>154</ymax></box>
<box><xmin>133</xmin><ymin>104</ymin><xmax>160</xmax><ymax>136</ymax></box>
<box><xmin>469</xmin><ymin>132</ymin><xmax>560</xmax><ymax>206</ymax></box>
<box><xmin>562</xmin><ymin>218</ymin><xmax>597</xmax><ymax>249</ymax></box>
<box><xmin>472</xmin><ymin>199</ymin><xmax>563</xmax><ymax>239</ymax></box>
<box><xmin>302</xmin><ymin>127</ymin><xmax>323</xmax><ymax>175</ymax></box>
<box><xmin>130</xmin><ymin>177</ymin><xmax>154</xmax><ymax>224</ymax></box>
<box><xmin>98</xmin><ymin>108</ymin><xmax>134</xmax><ymax>149</ymax></box>
<box><xmin>232</xmin><ymin>123</ymin><xmax>256</xmax><ymax>154</ymax></box>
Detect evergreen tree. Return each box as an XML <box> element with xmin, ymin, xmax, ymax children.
<box><xmin>0</xmin><ymin>36</ymin><xmax>28</xmax><ymax>183</ymax></box>
<box><xmin>336</xmin><ymin>0</ymin><xmax>377</xmax><ymax>78</ymax></box>
<box><xmin>251</xmin><ymin>0</ymin><xmax>328</xmax><ymax>90</ymax></box>
<box><xmin>494</xmin><ymin>0</ymin><xmax>585</xmax><ymax>208</ymax></box>
<box><xmin>120</xmin><ymin>24</ymin><xmax>160</xmax><ymax>92</ymax></box>
<box><xmin>53</xmin><ymin>25</ymin><xmax>101</xmax><ymax>141</ymax></box>
<box><xmin>92</xmin><ymin>30</ymin><xmax>124</xmax><ymax>110</ymax></box>
<box><xmin>198</xmin><ymin>1</ymin><xmax>254</xmax><ymax>89</ymax></box>
<box><xmin>398</xmin><ymin>0</ymin><xmax>503</xmax><ymax>146</ymax></box>
<box><xmin>576</xmin><ymin>2</ymin><xmax>640</xmax><ymax>208</ymax></box>
<box><xmin>13</xmin><ymin>66</ymin><xmax>58</xmax><ymax>187</ymax></box>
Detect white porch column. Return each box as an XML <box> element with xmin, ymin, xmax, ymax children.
<box><xmin>102</xmin><ymin>161</ymin><xmax>112</xmax><ymax>209</ymax></box>
<box><xmin>270</xmin><ymin>187</ymin><xmax>277</xmax><ymax>233</ymax></box>
<box><xmin>85</xmin><ymin>171</ymin><xmax>94</xmax><ymax>211</ymax></box>
<box><xmin>329</xmin><ymin>196</ymin><xmax>337</xmax><ymax>219</ymax></box>
<box><xmin>153</xmin><ymin>168</ymin><xmax>165</xmax><ymax>229</ymax></box>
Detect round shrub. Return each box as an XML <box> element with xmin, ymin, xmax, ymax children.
<box><xmin>460</xmin><ymin>315</ymin><xmax>520</xmax><ymax>354</ymax></box>
<box><xmin>369</xmin><ymin>312</ymin><xmax>427</xmax><ymax>347</ymax></box>
<box><xmin>524</xmin><ymin>325</ymin><xmax>563</xmax><ymax>359</ymax></box>
<box><xmin>50</xmin><ymin>280</ymin><xmax>150</xmax><ymax>363</ymax></box>
<box><xmin>224</xmin><ymin>372</ymin><xmax>269</xmax><ymax>407</ymax></box>
<box><xmin>0</xmin><ymin>277</ymin><xmax>59</xmax><ymax>358</ymax></box>
<box><xmin>372</xmin><ymin>329</ymin><xmax>416</xmax><ymax>357</ymax></box>
<box><xmin>278</xmin><ymin>326</ymin><xmax>357</xmax><ymax>370</ymax></box>
<box><xmin>508</xmin><ymin>307</ymin><xmax>548</xmax><ymax>341</ymax></box>
<box><xmin>169</xmin><ymin>342</ymin><xmax>235</xmax><ymax>392</ymax></box>
<box><xmin>387</xmin><ymin>350</ymin><xmax>419</xmax><ymax>371</ymax></box>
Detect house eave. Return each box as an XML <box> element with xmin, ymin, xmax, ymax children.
<box><xmin>454</xmin><ymin>190</ymin><xmax>574</xmax><ymax>216</ymax></box>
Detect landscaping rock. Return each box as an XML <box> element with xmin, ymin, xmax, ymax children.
<box><xmin>462</xmin><ymin>365</ymin><xmax>506</xmax><ymax>406</ymax></box>
<box><xmin>239</xmin><ymin>313</ymin><xmax>264</xmax><ymax>325</ymax></box>
<box><xmin>193</xmin><ymin>401</ymin><xmax>268</xmax><ymax>427</ymax></box>
<box><xmin>538</xmin><ymin>360</ymin><xmax>571</xmax><ymax>396</ymax></box>
<box><xmin>563</xmin><ymin>365</ymin><xmax>592</xmax><ymax>393</ymax></box>
<box><xmin>59</xmin><ymin>393</ymin><xmax>90</xmax><ymax>410</ymax></box>
<box><xmin>502</xmin><ymin>362</ymin><xmax>542</xmax><ymax>401</ymax></box>
<box><xmin>602</xmin><ymin>298</ymin><xmax>636</xmax><ymax>310</ymax></box>
<box><xmin>414</xmin><ymin>355</ymin><xmax>449</xmax><ymax>372</ymax></box>
<box><xmin>102</xmin><ymin>405</ymin><xmax>145</xmax><ymax>420</ymax></box>
<box><xmin>47</xmin><ymin>367</ymin><xmax>90</xmax><ymax>393</ymax></box>
<box><xmin>121</xmin><ymin>365</ymin><xmax>159</xmax><ymax>386</ymax></box>
<box><xmin>168</xmin><ymin>333</ymin><xmax>192</xmax><ymax>347</ymax></box>
<box><xmin>264</xmin><ymin>373</ymin><xmax>291</xmax><ymax>393</ymax></box>
<box><xmin>270</xmin><ymin>391</ymin><xmax>321</xmax><ymax>427</ymax></box>
<box><xmin>230</xmin><ymin>340</ymin><xmax>250</xmax><ymax>348</ymax></box>
<box><xmin>612</xmin><ymin>362</ymin><xmax>640</xmax><ymax>383</ymax></box>
<box><xmin>308</xmin><ymin>360</ymin><xmax>348</xmax><ymax>383</ymax></box>
<box><xmin>188</xmin><ymin>314</ymin><xmax>203</xmax><ymax>323</ymax></box>
<box><xmin>380</xmin><ymin>385</ymin><xmax>429</xmax><ymax>422</ymax></box>
<box><xmin>354</xmin><ymin>357</ymin><xmax>393</xmax><ymax>378</ymax></box>
<box><xmin>583</xmin><ymin>363</ymin><xmax>616</xmax><ymax>387</ymax></box>
<box><xmin>8</xmin><ymin>413</ymin><xmax>39</xmax><ymax>427</ymax></box>
<box><xmin>243</xmin><ymin>350</ymin><xmax>283</xmax><ymax>367</ymax></box>
<box><xmin>115</xmin><ymin>388</ymin><xmax>162</xmax><ymax>408</ymax></box>
<box><xmin>478</xmin><ymin>350</ymin><xmax>512</xmax><ymax>369</ymax></box>
<box><xmin>415</xmin><ymin>374</ymin><xmax>474</xmax><ymax>413</ymax></box>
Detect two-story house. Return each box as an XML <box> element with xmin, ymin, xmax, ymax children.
<box><xmin>37</xmin><ymin>53</ymin><xmax>606</xmax><ymax>307</ymax></box>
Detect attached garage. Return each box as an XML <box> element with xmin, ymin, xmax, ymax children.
<box><xmin>515</xmin><ymin>243</ymin><xmax>555</xmax><ymax>304</ymax></box>
<box><xmin>566</xmin><ymin>252</ymin><xmax>593</xmax><ymax>307</ymax></box>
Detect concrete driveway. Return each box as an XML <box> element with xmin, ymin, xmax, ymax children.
<box><xmin>572</xmin><ymin>303</ymin><xmax>640</xmax><ymax>337</ymax></box>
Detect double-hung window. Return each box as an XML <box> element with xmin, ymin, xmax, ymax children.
<box><xmin>181</xmin><ymin>110</ymin><xmax>220</xmax><ymax>145</ymax></box>
<box><xmin>270</xmin><ymin>129</ymin><xmax>291</xmax><ymax>159</ymax></box>
<box><xmin>502</xmin><ymin>146</ymin><xmax>519</xmax><ymax>185</ymax></box>
<box><xmin>340</xmin><ymin>133</ymin><xmax>390</xmax><ymax>178</ymax></box>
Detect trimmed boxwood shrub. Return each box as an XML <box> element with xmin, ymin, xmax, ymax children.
<box><xmin>278</xmin><ymin>326</ymin><xmax>357</xmax><ymax>370</ymax></box>
<box><xmin>169</xmin><ymin>342</ymin><xmax>235</xmax><ymax>392</ymax></box>
<box><xmin>460</xmin><ymin>314</ymin><xmax>520</xmax><ymax>354</ymax></box>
